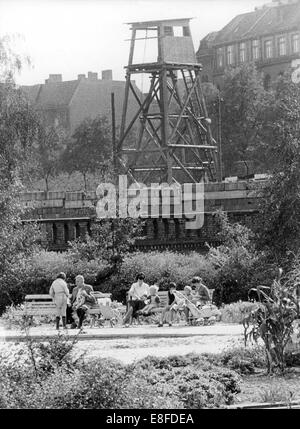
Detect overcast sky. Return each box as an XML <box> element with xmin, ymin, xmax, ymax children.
<box><xmin>0</xmin><ymin>0</ymin><xmax>268</xmax><ymax>87</ymax></box>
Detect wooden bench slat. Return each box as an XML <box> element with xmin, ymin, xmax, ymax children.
<box><xmin>25</xmin><ymin>295</ymin><xmax>53</xmax><ymax>301</ymax></box>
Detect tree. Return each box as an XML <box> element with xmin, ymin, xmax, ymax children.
<box><xmin>33</xmin><ymin>123</ymin><xmax>67</xmax><ymax>191</ymax></box>
<box><xmin>68</xmin><ymin>218</ymin><xmax>145</xmax><ymax>282</ymax></box>
<box><xmin>61</xmin><ymin>116</ymin><xmax>112</xmax><ymax>189</ymax></box>
<box><xmin>208</xmin><ymin>211</ymin><xmax>261</xmax><ymax>305</ymax></box>
<box><xmin>257</xmin><ymin>72</ymin><xmax>300</xmax><ymax>260</ymax></box>
<box><xmin>69</xmin><ymin>218</ymin><xmax>144</xmax><ymax>264</ymax></box>
<box><xmin>0</xmin><ymin>180</ymin><xmax>42</xmax><ymax>313</ymax></box>
<box><xmin>0</xmin><ymin>37</ymin><xmax>42</xmax><ymax>313</ymax></box>
<box><xmin>215</xmin><ymin>63</ymin><xmax>272</xmax><ymax>176</ymax></box>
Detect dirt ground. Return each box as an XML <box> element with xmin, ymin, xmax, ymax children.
<box><xmin>235</xmin><ymin>369</ymin><xmax>300</xmax><ymax>404</ymax></box>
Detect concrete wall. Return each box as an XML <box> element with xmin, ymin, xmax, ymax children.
<box><xmin>21</xmin><ymin>181</ymin><xmax>262</xmax><ymax>251</ymax></box>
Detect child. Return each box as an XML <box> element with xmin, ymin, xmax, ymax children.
<box><xmin>139</xmin><ymin>285</ymin><xmax>160</xmax><ymax>315</ymax></box>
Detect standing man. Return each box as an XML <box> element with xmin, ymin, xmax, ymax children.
<box><xmin>49</xmin><ymin>272</ymin><xmax>70</xmax><ymax>331</ymax></box>
<box><xmin>123</xmin><ymin>273</ymin><xmax>150</xmax><ymax>326</ymax></box>
<box><xmin>71</xmin><ymin>275</ymin><xmax>96</xmax><ymax>329</ymax></box>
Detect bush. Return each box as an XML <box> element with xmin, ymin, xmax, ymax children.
<box><xmin>214</xmin><ymin>346</ymin><xmax>266</xmax><ymax>374</ymax></box>
<box><xmin>132</xmin><ymin>354</ymin><xmax>241</xmax><ymax>408</ymax></box>
<box><xmin>0</xmin><ymin>250</ymin><xmax>110</xmax><ymax>315</ymax></box>
<box><xmin>27</xmin><ymin>250</ymin><xmax>109</xmax><ymax>286</ymax></box>
<box><xmin>0</xmin><ymin>345</ymin><xmax>241</xmax><ymax>409</ymax></box>
<box><xmin>120</xmin><ymin>251</ymin><xmax>216</xmax><ymax>289</ymax></box>
<box><xmin>220</xmin><ymin>301</ymin><xmax>262</xmax><ymax>324</ymax></box>
<box><xmin>206</xmin><ymin>212</ymin><xmax>274</xmax><ymax>305</ymax></box>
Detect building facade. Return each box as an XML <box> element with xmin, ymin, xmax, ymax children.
<box><xmin>196</xmin><ymin>0</ymin><xmax>300</xmax><ymax>88</ymax></box>
<box><xmin>21</xmin><ymin>70</ymin><xmax>143</xmax><ymax>134</ymax></box>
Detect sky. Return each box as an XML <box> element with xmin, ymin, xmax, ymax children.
<box><xmin>0</xmin><ymin>0</ymin><xmax>269</xmax><ymax>87</ymax></box>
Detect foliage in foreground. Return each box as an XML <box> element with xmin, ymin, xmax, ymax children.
<box><xmin>220</xmin><ymin>301</ymin><xmax>262</xmax><ymax>324</ymax></box>
<box><xmin>0</xmin><ymin>334</ymin><xmax>241</xmax><ymax>409</ymax></box>
<box><xmin>244</xmin><ymin>269</ymin><xmax>299</xmax><ymax>374</ymax></box>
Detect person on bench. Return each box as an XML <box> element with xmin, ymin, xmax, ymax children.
<box><xmin>158</xmin><ymin>282</ymin><xmax>180</xmax><ymax>327</ymax></box>
<box><xmin>71</xmin><ymin>275</ymin><xmax>96</xmax><ymax>330</ymax></box>
<box><xmin>49</xmin><ymin>272</ymin><xmax>69</xmax><ymax>331</ymax></box>
<box><xmin>191</xmin><ymin>276</ymin><xmax>211</xmax><ymax>305</ymax></box>
<box><xmin>181</xmin><ymin>285</ymin><xmax>196</xmax><ymax>323</ymax></box>
<box><xmin>123</xmin><ymin>273</ymin><xmax>149</xmax><ymax>327</ymax></box>
<box><xmin>138</xmin><ymin>285</ymin><xmax>160</xmax><ymax>316</ymax></box>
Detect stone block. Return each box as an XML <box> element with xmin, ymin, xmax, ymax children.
<box><xmin>64</xmin><ymin>200</ymin><xmax>84</xmax><ymax>209</ymax></box>
<box><xmin>41</xmin><ymin>199</ymin><xmax>64</xmax><ymax>208</ymax></box>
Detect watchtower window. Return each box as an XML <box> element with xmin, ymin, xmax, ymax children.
<box><xmin>164</xmin><ymin>26</ymin><xmax>173</xmax><ymax>36</ymax></box>
<box><xmin>183</xmin><ymin>26</ymin><xmax>190</xmax><ymax>37</ymax></box>
<box><xmin>173</xmin><ymin>26</ymin><xmax>183</xmax><ymax>37</ymax></box>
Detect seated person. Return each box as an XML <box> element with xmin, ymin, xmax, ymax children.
<box><xmin>138</xmin><ymin>285</ymin><xmax>160</xmax><ymax>316</ymax></box>
<box><xmin>123</xmin><ymin>272</ymin><xmax>150</xmax><ymax>326</ymax></box>
<box><xmin>182</xmin><ymin>285</ymin><xmax>196</xmax><ymax>323</ymax></box>
<box><xmin>158</xmin><ymin>283</ymin><xmax>184</xmax><ymax>327</ymax></box>
<box><xmin>71</xmin><ymin>275</ymin><xmax>96</xmax><ymax>329</ymax></box>
<box><xmin>191</xmin><ymin>276</ymin><xmax>211</xmax><ymax>305</ymax></box>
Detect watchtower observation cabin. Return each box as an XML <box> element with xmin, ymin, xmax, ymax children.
<box><xmin>117</xmin><ymin>18</ymin><xmax>220</xmax><ymax>186</ymax></box>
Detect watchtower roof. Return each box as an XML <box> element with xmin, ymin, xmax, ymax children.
<box><xmin>126</xmin><ymin>17</ymin><xmax>193</xmax><ymax>29</ymax></box>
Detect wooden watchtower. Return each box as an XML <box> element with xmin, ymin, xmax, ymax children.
<box><xmin>117</xmin><ymin>18</ymin><xmax>220</xmax><ymax>184</ymax></box>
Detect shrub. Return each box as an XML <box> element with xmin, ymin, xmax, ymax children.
<box><xmin>131</xmin><ymin>354</ymin><xmax>241</xmax><ymax>408</ymax></box>
<box><xmin>0</xmin><ymin>347</ymin><xmax>241</xmax><ymax>409</ymax></box>
<box><xmin>120</xmin><ymin>251</ymin><xmax>216</xmax><ymax>289</ymax></box>
<box><xmin>0</xmin><ymin>250</ymin><xmax>110</xmax><ymax>314</ymax></box>
<box><xmin>214</xmin><ymin>346</ymin><xmax>266</xmax><ymax>374</ymax></box>
<box><xmin>220</xmin><ymin>301</ymin><xmax>262</xmax><ymax>324</ymax></box>
<box><xmin>244</xmin><ymin>270</ymin><xmax>299</xmax><ymax>374</ymax></box>
<box><xmin>27</xmin><ymin>250</ymin><xmax>109</xmax><ymax>285</ymax></box>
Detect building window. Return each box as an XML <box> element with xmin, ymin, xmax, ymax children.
<box><xmin>226</xmin><ymin>45</ymin><xmax>234</xmax><ymax>65</ymax></box>
<box><xmin>292</xmin><ymin>34</ymin><xmax>300</xmax><ymax>53</ymax></box>
<box><xmin>164</xmin><ymin>26</ymin><xmax>174</xmax><ymax>36</ymax></box>
<box><xmin>252</xmin><ymin>40</ymin><xmax>260</xmax><ymax>60</ymax></box>
<box><xmin>239</xmin><ymin>42</ymin><xmax>246</xmax><ymax>63</ymax></box>
<box><xmin>264</xmin><ymin>40</ymin><xmax>273</xmax><ymax>59</ymax></box>
<box><xmin>183</xmin><ymin>26</ymin><xmax>190</xmax><ymax>37</ymax></box>
<box><xmin>278</xmin><ymin>36</ymin><xmax>286</xmax><ymax>56</ymax></box>
<box><xmin>216</xmin><ymin>47</ymin><xmax>223</xmax><ymax>67</ymax></box>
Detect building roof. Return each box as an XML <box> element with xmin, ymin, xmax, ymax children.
<box><xmin>204</xmin><ymin>1</ymin><xmax>300</xmax><ymax>46</ymax></box>
<box><xmin>21</xmin><ymin>84</ymin><xmax>42</xmax><ymax>104</ymax></box>
<box><xmin>21</xmin><ymin>75</ymin><xmax>143</xmax><ymax>132</ymax></box>
<box><xmin>21</xmin><ymin>77</ymin><xmax>141</xmax><ymax>109</ymax></box>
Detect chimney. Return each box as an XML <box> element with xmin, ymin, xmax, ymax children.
<box><xmin>102</xmin><ymin>69</ymin><xmax>113</xmax><ymax>80</ymax></box>
<box><xmin>87</xmin><ymin>71</ymin><xmax>98</xmax><ymax>81</ymax></box>
<box><xmin>45</xmin><ymin>74</ymin><xmax>62</xmax><ymax>84</ymax></box>
<box><xmin>78</xmin><ymin>74</ymin><xmax>86</xmax><ymax>81</ymax></box>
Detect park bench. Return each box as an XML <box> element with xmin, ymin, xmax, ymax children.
<box><xmin>17</xmin><ymin>292</ymin><xmax>113</xmax><ymax>321</ymax></box>
<box><xmin>127</xmin><ymin>289</ymin><xmax>216</xmax><ymax>325</ymax></box>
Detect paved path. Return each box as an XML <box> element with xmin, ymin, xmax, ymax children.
<box><xmin>0</xmin><ymin>323</ymin><xmax>244</xmax><ymax>364</ymax></box>
<box><xmin>0</xmin><ymin>323</ymin><xmax>243</xmax><ymax>342</ymax></box>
